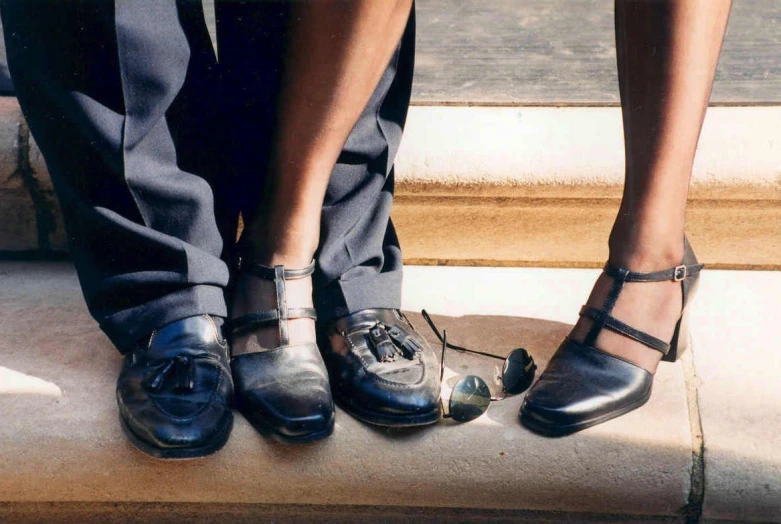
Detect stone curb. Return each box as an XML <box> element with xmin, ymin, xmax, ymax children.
<box><xmin>0</xmin><ymin>502</ymin><xmax>687</xmax><ymax>524</ymax></box>
<box><xmin>0</xmin><ymin>263</ymin><xmax>694</xmax><ymax>520</ymax></box>
<box><xmin>396</xmin><ymin>106</ymin><xmax>781</xmax><ymax>188</ymax></box>
<box><xmin>0</xmin><ymin>98</ymin><xmax>64</xmax><ymax>253</ymax></box>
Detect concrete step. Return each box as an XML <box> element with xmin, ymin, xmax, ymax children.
<box><xmin>1</xmin><ymin>262</ymin><xmax>779</xmax><ymax>522</ymax></box>
<box><xmin>392</xmin><ymin>106</ymin><xmax>780</xmax><ymax>270</ymax></box>
<box><xmin>1</xmin><ymin>98</ymin><xmax>779</xmax><ymax>268</ymax></box>
<box><xmin>394</xmin><ymin>185</ymin><xmax>781</xmax><ymax>270</ymax></box>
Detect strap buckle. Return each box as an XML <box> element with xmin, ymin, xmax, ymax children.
<box><xmin>673</xmin><ymin>265</ymin><xmax>687</xmax><ymax>282</ymax></box>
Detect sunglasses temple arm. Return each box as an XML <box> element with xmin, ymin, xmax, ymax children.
<box><xmin>439</xmin><ymin>331</ymin><xmax>453</xmax><ymax>418</ymax></box>
<box><xmin>422</xmin><ymin>310</ymin><xmax>505</xmax><ymax>361</ymax></box>
<box><xmin>439</xmin><ymin>330</ymin><xmax>447</xmax><ymax>384</ymax></box>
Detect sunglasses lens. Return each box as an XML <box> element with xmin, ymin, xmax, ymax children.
<box><xmin>449</xmin><ymin>376</ymin><xmax>491</xmax><ymax>422</ymax></box>
<box><xmin>502</xmin><ymin>347</ymin><xmax>537</xmax><ymax>395</ymax></box>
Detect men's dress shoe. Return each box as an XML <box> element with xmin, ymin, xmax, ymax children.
<box><xmin>320</xmin><ymin>309</ymin><xmax>441</xmax><ymax>427</ymax></box>
<box><xmin>116</xmin><ymin>314</ymin><xmax>234</xmax><ymax>459</ymax></box>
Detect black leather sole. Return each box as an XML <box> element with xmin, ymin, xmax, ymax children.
<box><xmin>238</xmin><ymin>408</ymin><xmax>335</xmax><ymax>444</ymax></box>
<box><xmin>333</xmin><ymin>391</ymin><xmax>441</xmax><ymax>428</ymax></box>
<box><xmin>519</xmin><ymin>390</ymin><xmax>652</xmax><ymax>437</ymax></box>
<box><xmin>119</xmin><ymin>414</ymin><xmax>233</xmax><ymax>460</ymax></box>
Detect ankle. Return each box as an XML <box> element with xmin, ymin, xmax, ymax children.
<box><xmin>240</xmin><ymin>234</ymin><xmax>317</xmax><ymax>269</ymax></box>
<box><xmin>608</xmin><ymin>225</ymin><xmax>685</xmax><ymax>272</ymax></box>
<box><xmin>251</xmin><ymin>249</ymin><xmax>315</xmax><ymax>269</ymax></box>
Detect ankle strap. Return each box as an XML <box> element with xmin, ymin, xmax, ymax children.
<box><xmin>238</xmin><ymin>256</ymin><xmax>316</xmax><ymax>281</ymax></box>
<box><xmin>603</xmin><ymin>261</ymin><xmax>703</xmax><ymax>283</ymax></box>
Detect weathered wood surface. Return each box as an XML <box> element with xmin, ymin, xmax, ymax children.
<box><xmin>0</xmin><ymin>1</ymin><xmax>779</xmax><ymax>104</ymax></box>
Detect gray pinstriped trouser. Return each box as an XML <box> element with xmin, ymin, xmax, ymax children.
<box><xmin>2</xmin><ymin>0</ymin><xmax>414</xmax><ymax>351</ymax></box>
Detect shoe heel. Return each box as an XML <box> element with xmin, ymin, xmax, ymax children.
<box><xmin>663</xmin><ymin>309</ymin><xmax>690</xmax><ymax>363</ymax></box>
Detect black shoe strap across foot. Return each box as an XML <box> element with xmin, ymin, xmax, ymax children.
<box><xmin>581</xmin><ymin>258</ymin><xmax>704</xmax><ymax>357</ymax></box>
<box><xmin>231</xmin><ymin>255</ymin><xmax>317</xmax><ymax>347</ymax></box>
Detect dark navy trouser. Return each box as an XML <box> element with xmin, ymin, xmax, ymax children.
<box><xmin>1</xmin><ymin>0</ymin><xmax>414</xmax><ymax>352</ymax></box>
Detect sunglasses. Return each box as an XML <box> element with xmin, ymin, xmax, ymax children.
<box><xmin>421</xmin><ymin>310</ymin><xmax>537</xmax><ymax>423</ymax></box>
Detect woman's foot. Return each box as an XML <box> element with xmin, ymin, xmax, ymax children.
<box><xmin>519</xmin><ymin>237</ymin><xmax>702</xmax><ymax>436</ymax></box>
<box><xmin>230</xmin><ymin>251</ymin><xmax>317</xmax><ymax>355</ymax></box>
<box><xmin>228</xmin><ymin>249</ymin><xmax>334</xmax><ymax>443</ymax></box>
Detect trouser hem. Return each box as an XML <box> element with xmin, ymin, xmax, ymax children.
<box><xmin>314</xmin><ymin>269</ymin><xmax>402</xmax><ymax>325</ymax></box>
<box><xmin>100</xmin><ymin>284</ymin><xmax>227</xmax><ymax>353</ymax></box>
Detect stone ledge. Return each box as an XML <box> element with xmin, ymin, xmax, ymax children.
<box><xmin>0</xmin><ymin>502</ymin><xmax>683</xmax><ymax>524</ymax></box>
<box><xmin>395</xmin><ymin>106</ymin><xmax>781</xmax><ymax>189</ymax></box>
<box><xmin>693</xmin><ymin>271</ymin><xmax>781</xmax><ymax>522</ymax></box>
<box><xmin>0</xmin><ymin>263</ymin><xmax>693</xmax><ymax>519</ymax></box>
<box><xmin>393</xmin><ymin>191</ymin><xmax>781</xmax><ymax>271</ymax></box>
<box><xmin>2</xmin><ymin>263</ymin><xmax>779</xmax><ymax>522</ymax></box>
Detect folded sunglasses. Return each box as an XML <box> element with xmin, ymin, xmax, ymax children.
<box><xmin>421</xmin><ymin>310</ymin><xmax>537</xmax><ymax>422</ymax></box>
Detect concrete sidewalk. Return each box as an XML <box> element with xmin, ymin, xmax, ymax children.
<box><xmin>4</xmin><ymin>1</ymin><xmax>779</xmax><ymax>104</ymax></box>
<box><xmin>0</xmin><ymin>263</ymin><xmax>778</xmax><ymax>522</ymax></box>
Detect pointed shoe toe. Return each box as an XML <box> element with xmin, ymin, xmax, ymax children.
<box><xmin>520</xmin><ymin>338</ymin><xmax>653</xmax><ymax>436</ymax></box>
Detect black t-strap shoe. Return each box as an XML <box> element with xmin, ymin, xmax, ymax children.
<box><xmin>230</xmin><ymin>256</ymin><xmax>334</xmax><ymax>443</ymax></box>
<box><xmin>520</xmin><ymin>238</ymin><xmax>703</xmax><ymax>436</ymax></box>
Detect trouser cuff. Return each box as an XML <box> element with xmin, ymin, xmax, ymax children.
<box><xmin>314</xmin><ymin>269</ymin><xmax>402</xmax><ymax>325</ymax></box>
<box><xmin>99</xmin><ymin>284</ymin><xmax>227</xmax><ymax>353</ymax></box>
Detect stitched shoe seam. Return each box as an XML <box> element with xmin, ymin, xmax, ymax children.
<box><xmin>204</xmin><ymin>314</ymin><xmax>229</xmax><ymax>349</ymax></box>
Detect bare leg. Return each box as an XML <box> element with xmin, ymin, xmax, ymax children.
<box><xmin>232</xmin><ymin>0</ymin><xmax>414</xmax><ymax>355</ymax></box>
<box><xmin>570</xmin><ymin>0</ymin><xmax>731</xmax><ymax>372</ymax></box>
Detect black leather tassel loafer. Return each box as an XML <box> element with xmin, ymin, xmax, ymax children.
<box><xmin>116</xmin><ymin>314</ymin><xmax>234</xmax><ymax>459</ymax></box>
<box><xmin>230</xmin><ymin>258</ymin><xmax>334</xmax><ymax>443</ymax></box>
<box><xmin>520</xmin><ymin>238</ymin><xmax>703</xmax><ymax>436</ymax></box>
<box><xmin>320</xmin><ymin>309</ymin><xmax>441</xmax><ymax>427</ymax></box>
